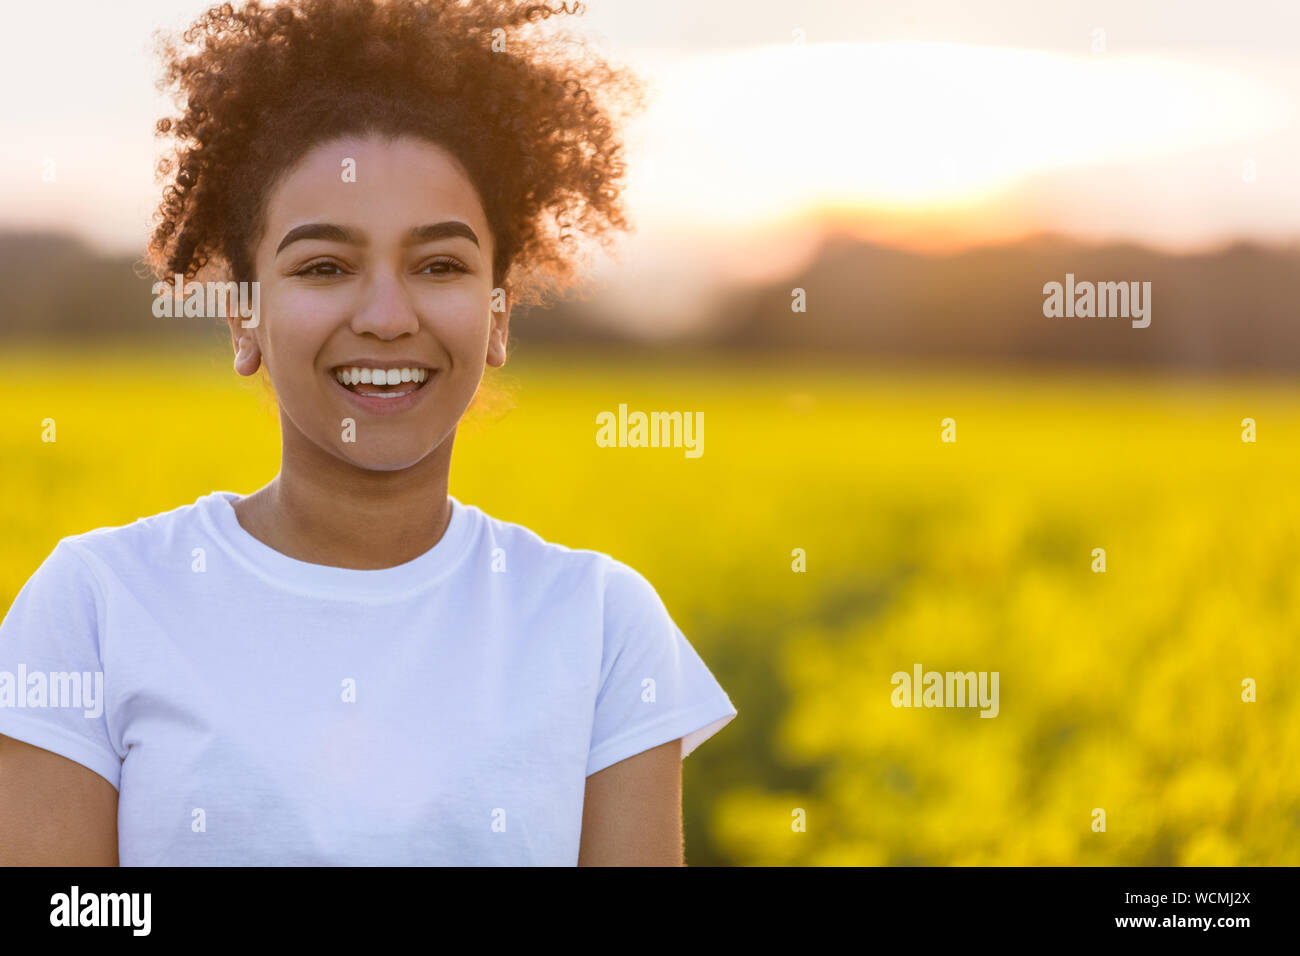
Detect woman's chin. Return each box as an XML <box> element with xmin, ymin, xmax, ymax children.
<box><xmin>335</xmin><ymin>444</ymin><xmax>436</xmax><ymax>473</ymax></box>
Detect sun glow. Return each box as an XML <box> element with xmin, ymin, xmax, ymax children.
<box><xmin>626</xmin><ymin>41</ymin><xmax>1294</xmax><ymax>225</ymax></box>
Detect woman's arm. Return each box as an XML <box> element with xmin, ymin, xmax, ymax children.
<box><xmin>577</xmin><ymin>738</ymin><xmax>683</xmax><ymax>866</ymax></box>
<box><xmin>0</xmin><ymin>734</ymin><xmax>119</xmax><ymax>865</ymax></box>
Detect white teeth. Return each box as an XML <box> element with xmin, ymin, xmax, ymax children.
<box><xmin>332</xmin><ymin>366</ymin><xmax>430</xmax><ymax>388</ymax></box>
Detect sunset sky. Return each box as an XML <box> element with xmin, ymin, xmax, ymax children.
<box><xmin>2</xmin><ymin>0</ymin><xmax>1298</xmax><ymax>331</ymax></box>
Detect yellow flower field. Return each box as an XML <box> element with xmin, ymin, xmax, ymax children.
<box><xmin>2</xmin><ymin>344</ymin><xmax>1296</xmax><ymax>865</ymax></box>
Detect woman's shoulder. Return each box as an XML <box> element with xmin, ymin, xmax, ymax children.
<box><xmin>49</xmin><ymin>491</ymin><xmax>220</xmax><ymax>571</ymax></box>
<box><xmin>6</xmin><ymin>493</ymin><xmax>217</xmax><ymax>618</ymax></box>
<box><xmin>465</xmin><ymin>501</ymin><xmax>657</xmax><ymax>597</ymax></box>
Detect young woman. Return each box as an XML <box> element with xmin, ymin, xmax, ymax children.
<box><xmin>0</xmin><ymin>0</ymin><xmax>736</xmax><ymax>866</ymax></box>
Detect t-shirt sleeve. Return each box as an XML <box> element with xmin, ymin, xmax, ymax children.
<box><xmin>586</xmin><ymin>559</ymin><xmax>738</xmax><ymax>777</ymax></box>
<box><xmin>0</xmin><ymin>539</ymin><xmax>123</xmax><ymax>790</ymax></box>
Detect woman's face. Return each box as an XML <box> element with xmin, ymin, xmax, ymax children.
<box><xmin>230</xmin><ymin>133</ymin><xmax>507</xmax><ymax>471</ymax></box>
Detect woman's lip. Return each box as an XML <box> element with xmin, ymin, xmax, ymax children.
<box><xmin>330</xmin><ymin>360</ymin><xmax>433</xmax><ymax>371</ymax></box>
<box><xmin>327</xmin><ymin>364</ymin><xmax>434</xmax><ymax>371</ymax></box>
<box><xmin>329</xmin><ymin>369</ymin><xmax>435</xmax><ymax>414</ymax></box>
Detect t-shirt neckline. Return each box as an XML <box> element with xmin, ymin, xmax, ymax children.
<box><xmin>197</xmin><ymin>489</ymin><xmax>477</xmax><ymax>602</ymax></box>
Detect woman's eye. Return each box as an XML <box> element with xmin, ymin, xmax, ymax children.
<box><xmin>295</xmin><ymin>260</ymin><xmax>345</xmax><ymax>277</ymax></box>
<box><xmin>291</xmin><ymin>258</ymin><xmax>463</xmax><ymax>277</ymax></box>
<box><xmin>420</xmin><ymin>258</ymin><xmax>465</xmax><ymax>276</ymax></box>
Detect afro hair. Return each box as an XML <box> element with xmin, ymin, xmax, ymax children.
<box><xmin>146</xmin><ymin>0</ymin><xmax>649</xmax><ymax>310</ymax></box>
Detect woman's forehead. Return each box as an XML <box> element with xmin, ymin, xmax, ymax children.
<box><xmin>262</xmin><ymin>135</ymin><xmax>489</xmax><ymax>242</ymax></box>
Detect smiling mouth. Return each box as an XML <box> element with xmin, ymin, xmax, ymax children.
<box><xmin>332</xmin><ymin>365</ymin><xmax>433</xmax><ymax>399</ymax></box>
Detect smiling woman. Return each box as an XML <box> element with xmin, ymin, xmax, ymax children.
<box><xmin>235</xmin><ymin>133</ymin><xmax>506</xmax><ymax>477</ymax></box>
<box><xmin>0</xmin><ymin>0</ymin><xmax>737</xmax><ymax>869</ymax></box>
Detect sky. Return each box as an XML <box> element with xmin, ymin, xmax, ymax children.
<box><xmin>2</xmin><ymin>0</ymin><xmax>1298</xmax><ymax>332</ymax></box>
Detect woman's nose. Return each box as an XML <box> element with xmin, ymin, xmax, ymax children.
<box><xmin>350</xmin><ymin>271</ymin><xmax>421</xmax><ymax>338</ymax></box>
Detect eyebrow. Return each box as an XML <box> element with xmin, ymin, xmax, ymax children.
<box><xmin>275</xmin><ymin>221</ymin><xmax>480</xmax><ymax>255</ymax></box>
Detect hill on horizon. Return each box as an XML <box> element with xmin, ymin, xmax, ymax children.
<box><xmin>3</xmin><ymin>229</ymin><xmax>1298</xmax><ymax>372</ymax></box>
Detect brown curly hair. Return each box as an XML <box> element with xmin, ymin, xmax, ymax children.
<box><xmin>146</xmin><ymin>0</ymin><xmax>648</xmax><ymax>310</ymax></box>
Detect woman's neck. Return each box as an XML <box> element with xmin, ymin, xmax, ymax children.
<box><xmin>232</xmin><ymin>427</ymin><xmax>456</xmax><ymax>570</ymax></box>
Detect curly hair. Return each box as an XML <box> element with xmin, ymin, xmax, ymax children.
<box><xmin>146</xmin><ymin>0</ymin><xmax>648</xmax><ymax>310</ymax></box>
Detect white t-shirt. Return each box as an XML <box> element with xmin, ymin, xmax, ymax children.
<box><xmin>0</xmin><ymin>491</ymin><xmax>737</xmax><ymax>865</ymax></box>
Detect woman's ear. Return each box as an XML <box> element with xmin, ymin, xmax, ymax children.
<box><xmin>228</xmin><ymin>315</ymin><xmax>263</xmax><ymax>376</ymax></box>
<box><xmin>486</xmin><ymin>293</ymin><xmax>511</xmax><ymax>368</ymax></box>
